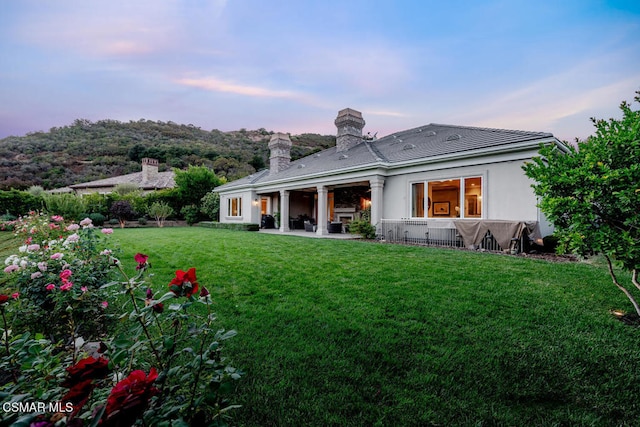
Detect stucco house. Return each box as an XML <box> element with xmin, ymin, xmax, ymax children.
<box><xmin>69</xmin><ymin>158</ymin><xmax>175</xmax><ymax>195</ymax></box>
<box><xmin>214</xmin><ymin>108</ymin><xmax>569</xmax><ymax>251</ymax></box>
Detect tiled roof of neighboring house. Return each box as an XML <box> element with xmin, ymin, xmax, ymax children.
<box><xmin>69</xmin><ymin>171</ymin><xmax>175</xmax><ymax>191</ymax></box>
<box><xmin>217</xmin><ymin>123</ymin><xmax>554</xmax><ymax>190</ymax></box>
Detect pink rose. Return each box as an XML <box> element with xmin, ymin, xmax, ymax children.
<box><xmin>60</xmin><ymin>269</ymin><xmax>73</xmax><ymax>280</ymax></box>
<box><xmin>66</xmin><ymin>233</ymin><xmax>80</xmax><ymax>243</ymax></box>
<box><xmin>50</xmin><ymin>253</ymin><xmax>64</xmax><ymax>260</ymax></box>
<box><xmin>3</xmin><ymin>265</ymin><xmax>19</xmax><ymax>274</ymax></box>
<box><xmin>31</xmin><ymin>272</ymin><xmax>42</xmax><ymax>280</ymax></box>
<box><xmin>11</xmin><ymin>292</ymin><xmax>19</xmax><ymax>299</ymax></box>
<box><xmin>46</xmin><ymin>284</ymin><xmax>56</xmax><ymax>291</ymax></box>
<box><xmin>60</xmin><ymin>282</ymin><xmax>73</xmax><ymax>291</ymax></box>
<box><xmin>101</xmin><ymin>301</ymin><xmax>108</xmax><ymax>309</ymax></box>
<box><xmin>101</xmin><ymin>228</ymin><xmax>114</xmax><ymax>235</ymax></box>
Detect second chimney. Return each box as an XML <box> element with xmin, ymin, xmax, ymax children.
<box><xmin>141</xmin><ymin>158</ymin><xmax>159</xmax><ymax>183</ymax></box>
<box><xmin>268</xmin><ymin>133</ymin><xmax>292</xmax><ymax>175</ymax></box>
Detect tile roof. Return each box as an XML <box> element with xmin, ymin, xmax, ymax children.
<box><xmin>217</xmin><ymin>123</ymin><xmax>555</xmax><ymax>190</ymax></box>
<box><xmin>70</xmin><ymin>171</ymin><xmax>175</xmax><ymax>190</ymax></box>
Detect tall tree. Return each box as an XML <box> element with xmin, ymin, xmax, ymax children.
<box><xmin>173</xmin><ymin>165</ymin><xmax>225</xmax><ymax>208</ymax></box>
<box><xmin>524</xmin><ymin>90</ymin><xmax>640</xmax><ymax>314</ymax></box>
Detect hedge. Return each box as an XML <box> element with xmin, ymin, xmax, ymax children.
<box><xmin>199</xmin><ymin>222</ymin><xmax>259</xmax><ymax>231</ymax></box>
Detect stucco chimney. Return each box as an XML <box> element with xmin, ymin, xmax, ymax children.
<box><xmin>141</xmin><ymin>158</ymin><xmax>159</xmax><ymax>183</ymax></box>
<box><xmin>268</xmin><ymin>133</ymin><xmax>292</xmax><ymax>175</ymax></box>
<box><xmin>335</xmin><ymin>108</ymin><xmax>365</xmax><ymax>152</ymax></box>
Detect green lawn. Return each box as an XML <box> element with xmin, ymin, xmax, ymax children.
<box><xmin>5</xmin><ymin>228</ymin><xmax>640</xmax><ymax>426</ymax></box>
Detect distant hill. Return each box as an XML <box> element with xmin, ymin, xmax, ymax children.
<box><xmin>0</xmin><ymin>118</ymin><xmax>336</xmax><ymax>190</ymax></box>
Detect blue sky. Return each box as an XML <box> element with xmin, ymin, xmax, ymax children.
<box><xmin>1</xmin><ymin>0</ymin><xmax>638</xmax><ymax>142</ymax></box>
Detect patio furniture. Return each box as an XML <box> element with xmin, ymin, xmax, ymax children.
<box><xmin>328</xmin><ymin>222</ymin><xmax>343</xmax><ymax>233</ymax></box>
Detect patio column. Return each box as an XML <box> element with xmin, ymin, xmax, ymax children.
<box><xmin>316</xmin><ymin>185</ymin><xmax>327</xmax><ymax>235</ymax></box>
<box><xmin>370</xmin><ymin>176</ymin><xmax>385</xmax><ymax>227</ymax></box>
<box><xmin>279</xmin><ymin>190</ymin><xmax>290</xmax><ymax>232</ymax></box>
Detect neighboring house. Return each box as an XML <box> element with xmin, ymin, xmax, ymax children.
<box><xmin>214</xmin><ymin>108</ymin><xmax>570</xmax><ymax>250</ymax></box>
<box><xmin>69</xmin><ymin>158</ymin><xmax>175</xmax><ymax>195</ymax></box>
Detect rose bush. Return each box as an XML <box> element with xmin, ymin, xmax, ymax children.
<box><xmin>1</xmin><ymin>213</ymin><xmax>242</xmax><ymax>426</ymax></box>
<box><xmin>2</xmin><ymin>212</ymin><xmax>115</xmax><ymax>341</ymax></box>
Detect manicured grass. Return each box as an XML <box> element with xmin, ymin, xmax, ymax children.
<box><xmin>4</xmin><ymin>228</ymin><xmax>640</xmax><ymax>425</ymax></box>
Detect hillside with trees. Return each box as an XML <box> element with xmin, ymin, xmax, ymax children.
<box><xmin>0</xmin><ymin>118</ymin><xmax>336</xmax><ymax>190</ymax></box>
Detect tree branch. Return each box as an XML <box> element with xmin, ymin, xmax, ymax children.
<box><xmin>606</xmin><ymin>256</ymin><xmax>640</xmax><ymax>317</ymax></box>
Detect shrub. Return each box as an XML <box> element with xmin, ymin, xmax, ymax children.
<box><xmin>113</xmin><ymin>183</ymin><xmax>140</xmax><ymax>196</ymax></box>
<box><xmin>89</xmin><ymin>212</ymin><xmax>106</xmax><ymax>226</ymax></box>
<box><xmin>0</xmin><ymin>189</ymin><xmax>42</xmax><ymax>217</ymax></box>
<box><xmin>181</xmin><ymin>204</ymin><xmax>200</xmax><ymax>226</ymax></box>
<box><xmin>110</xmin><ymin>200</ymin><xmax>134</xmax><ymax>228</ymax></box>
<box><xmin>1</xmin><ymin>250</ymin><xmax>242</xmax><ymax>426</ymax></box>
<box><xmin>349</xmin><ymin>207</ymin><xmax>377</xmax><ymax>239</ymax></box>
<box><xmin>0</xmin><ymin>213</ymin><xmax>17</xmax><ymax>221</ymax></box>
<box><xmin>199</xmin><ymin>222</ymin><xmax>259</xmax><ymax>231</ymax></box>
<box><xmin>43</xmin><ymin>193</ymin><xmax>85</xmax><ymax>221</ymax></box>
<box><xmin>2</xmin><ymin>213</ymin><xmax>115</xmax><ymax>341</ymax></box>
<box><xmin>147</xmin><ymin>201</ymin><xmax>174</xmax><ymax>228</ymax></box>
<box><xmin>138</xmin><ymin>217</ymin><xmax>148</xmax><ymax>225</ymax></box>
<box><xmin>200</xmin><ymin>192</ymin><xmax>220</xmax><ymax>221</ymax></box>
<box><xmin>83</xmin><ymin>193</ymin><xmax>110</xmax><ymax>217</ymax></box>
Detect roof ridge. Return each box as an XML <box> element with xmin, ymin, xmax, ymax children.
<box><xmin>429</xmin><ymin>123</ymin><xmax>552</xmax><ymax>136</ymax></box>
<box><xmin>364</xmin><ymin>140</ymin><xmax>387</xmax><ymax>162</ymax></box>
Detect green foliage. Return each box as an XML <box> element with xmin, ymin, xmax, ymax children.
<box><xmin>82</xmin><ymin>192</ymin><xmax>111</xmax><ymax>217</ymax></box>
<box><xmin>1</xmin><ymin>231</ymin><xmax>242</xmax><ymax>426</ymax></box>
<box><xmin>43</xmin><ymin>193</ymin><xmax>85</xmax><ymax>221</ymax></box>
<box><xmin>524</xmin><ymin>90</ymin><xmax>640</xmax><ymax>312</ymax></box>
<box><xmin>0</xmin><ymin>189</ymin><xmax>42</xmax><ymax>216</ymax></box>
<box><xmin>26</xmin><ymin>185</ymin><xmax>45</xmax><ymax>197</ymax></box>
<box><xmin>199</xmin><ymin>222</ymin><xmax>259</xmax><ymax>231</ymax></box>
<box><xmin>113</xmin><ymin>182</ymin><xmax>140</xmax><ymax>196</ymax></box>
<box><xmin>2</xmin><ymin>213</ymin><xmax>115</xmax><ymax>342</ymax></box>
<box><xmin>88</xmin><ymin>212</ymin><xmax>106</xmax><ymax>226</ymax></box>
<box><xmin>349</xmin><ymin>207</ymin><xmax>377</xmax><ymax>239</ymax></box>
<box><xmin>147</xmin><ymin>201</ymin><xmax>174</xmax><ymax>227</ymax></box>
<box><xmin>181</xmin><ymin>205</ymin><xmax>200</xmax><ymax>226</ymax></box>
<box><xmin>120</xmin><ymin>192</ymin><xmax>147</xmax><ymax>217</ymax></box>
<box><xmin>200</xmin><ymin>192</ymin><xmax>220</xmax><ymax>221</ymax></box>
<box><xmin>0</xmin><ymin>119</ymin><xmax>336</xmax><ymax>190</ymax></box>
<box><xmin>110</xmin><ymin>200</ymin><xmax>134</xmax><ymax>228</ymax></box>
<box><xmin>174</xmin><ymin>165</ymin><xmax>224</xmax><ymax>209</ymax></box>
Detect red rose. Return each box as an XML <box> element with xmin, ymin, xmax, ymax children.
<box><xmin>152</xmin><ymin>302</ymin><xmax>164</xmax><ymax>313</ymax></box>
<box><xmin>103</xmin><ymin>368</ymin><xmax>159</xmax><ymax>426</ymax></box>
<box><xmin>168</xmin><ymin>268</ymin><xmax>199</xmax><ymax>298</ymax></box>
<box><xmin>200</xmin><ymin>286</ymin><xmax>210</xmax><ymax>298</ymax></box>
<box><xmin>134</xmin><ymin>253</ymin><xmax>149</xmax><ymax>270</ymax></box>
<box><xmin>0</xmin><ymin>295</ymin><xmax>8</xmax><ymax>304</ymax></box>
<box><xmin>61</xmin><ymin>379</ymin><xmax>96</xmax><ymax>418</ymax></box>
<box><xmin>62</xmin><ymin>356</ymin><xmax>110</xmax><ymax>387</ymax></box>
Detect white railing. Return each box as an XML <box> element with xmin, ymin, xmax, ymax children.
<box><xmin>379</xmin><ymin>219</ymin><xmax>503</xmax><ymax>252</ymax></box>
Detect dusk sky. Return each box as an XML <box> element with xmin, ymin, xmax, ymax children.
<box><xmin>1</xmin><ymin>0</ymin><xmax>639</xmax><ymax>142</ymax></box>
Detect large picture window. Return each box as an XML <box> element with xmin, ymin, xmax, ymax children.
<box><xmin>227</xmin><ymin>197</ymin><xmax>242</xmax><ymax>217</ymax></box>
<box><xmin>411</xmin><ymin>176</ymin><xmax>482</xmax><ymax>219</ymax></box>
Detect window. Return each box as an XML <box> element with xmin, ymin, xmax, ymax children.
<box><xmin>228</xmin><ymin>197</ymin><xmax>242</xmax><ymax>217</ymax></box>
<box><xmin>411</xmin><ymin>177</ymin><xmax>482</xmax><ymax>218</ymax></box>
<box><xmin>411</xmin><ymin>182</ymin><xmax>425</xmax><ymax>217</ymax></box>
